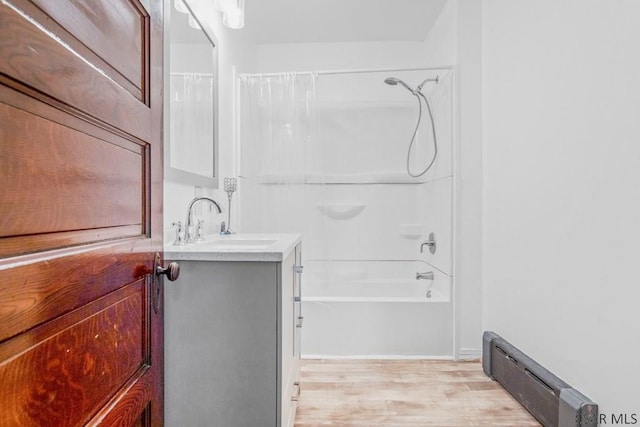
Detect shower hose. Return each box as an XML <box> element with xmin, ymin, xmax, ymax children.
<box><xmin>406</xmin><ymin>91</ymin><xmax>438</xmax><ymax>178</ymax></box>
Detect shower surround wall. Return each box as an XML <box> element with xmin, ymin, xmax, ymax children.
<box><xmin>240</xmin><ymin>69</ymin><xmax>454</xmax><ymax>358</ymax></box>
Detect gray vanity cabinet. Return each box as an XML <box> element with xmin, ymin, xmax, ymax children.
<box><xmin>165</xmin><ymin>243</ymin><xmax>302</xmax><ymax>427</ymax></box>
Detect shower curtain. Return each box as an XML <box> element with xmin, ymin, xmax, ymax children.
<box><xmin>169</xmin><ymin>73</ymin><xmax>214</xmax><ymax>177</ymax></box>
<box><xmin>239</xmin><ymin>73</ymin><xmax>318</xmax><ymax>233</ymax></box>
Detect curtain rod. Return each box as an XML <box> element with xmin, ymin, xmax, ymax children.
<box><xmin>238</xmin><ymin>65</ymin><xmax>454</xmax><ymax>79</ymax></box>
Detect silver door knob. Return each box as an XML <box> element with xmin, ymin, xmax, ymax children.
<box><xmin>156</xmin><ymin>262</ymin><xmax>180</xmax><ymax>281</ymax></box>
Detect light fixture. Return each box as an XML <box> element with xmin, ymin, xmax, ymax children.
<box><xmin>175</xmin><ymin>0</ymin><xmax>244</xmax><ymax>31</ymax></box>
<box><xmin>213</xmin><ymin>0</ymin><xmax>233</xmax><ymax>12</ymax></box>
<box><xmin>215</xmin><ymin>0</ymin><xmax>245</xmax><ymax>29</ymax></box>
<box><xmin>174</xmin><ymin>0</ymin><xmax>201</xmax><ymax>31</ymax></box>
<box><xmin>174</xmin><ymin>0</ymin><xmax>189</xmax><ymax>14</ymax></box>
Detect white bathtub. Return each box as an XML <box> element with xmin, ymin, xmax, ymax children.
<box><xmin>301</xmin><ymin>260</ymin><xmax>453</xmax><ymax>358</ymax></box>
<box><xmin>304</xmin><ymin>279</ymin><xmax>448</xmax><ymax>302</ymax></box>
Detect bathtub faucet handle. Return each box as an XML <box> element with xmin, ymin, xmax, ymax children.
<box><xmin>420</xmin><ymin>232</ymin><xmax>437</xmax><ymax>254</ymax></box>
<box><xmin>416</xmin><ymin>271</ymin><xmax>434</xmax><ymax>280</ymax></box>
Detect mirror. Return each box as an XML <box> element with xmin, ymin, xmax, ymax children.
<box><xmin>164</xmin><ymin>1</ymin><xmax>218</xmax><ymax>187</ymax></box>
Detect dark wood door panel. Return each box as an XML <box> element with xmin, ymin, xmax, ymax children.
<box><xmin>90</xmin><ymin>379</ymin><xmax>153</xmax><ymax>426</ymax></box>
<box><xmin>0</xmin><ymin>0</ymin><xmax>151</xmax><ymax>141</ymax></box>
<box><xmin>0</xmin><ymin>100</ymin><xmax>144</xmax><ymax>237</ymax></box>
<box><xmin>29</xmin><ymin>0</ymin><xmax>150</xmax><ymax>102</ymax></box>
<box><xmin>0</xmin><ymin>239</ymin><xmax>153</xmax><ymax>343</ymax></box>
<box><xmin>0</xmin><ymin>78</ymin><xmax>149</xmax><ymax>257</ymax></box>
<box><xmin>0</xmin><ymin>279</ymin><xmax>149</xmax><ymax>427</ymax></box>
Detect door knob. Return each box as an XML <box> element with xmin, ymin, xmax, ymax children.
<box><xmin>152</xmin><ymin>253</ymin><xmax>179</xmax><ymax>314</ymax></box>
<box><xmin>156</xmin><ymin>262</ymin><xmax>180</xmax><ymax>281</ymax></box>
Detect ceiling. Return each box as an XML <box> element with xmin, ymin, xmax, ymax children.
<box><xmin>245</xmin><ymin>0</ymin><xmax>448</xmax><ymax>44</ymax></box>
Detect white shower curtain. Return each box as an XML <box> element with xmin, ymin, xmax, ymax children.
<box><xmin>170</xmin><ymin>73</ymin><xmax>214</xmax><ymax>177</ymax></box>
<box><xmin>239</xmin><ymin>73</ymin><xmax>318</xmax><ymax>233</ymax></box>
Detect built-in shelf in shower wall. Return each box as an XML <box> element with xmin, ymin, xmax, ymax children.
<box><xmin>254</xmin><ymin>172</ymin><xmax>436</xmax><ymax>185</ymax></box>
<box><xmin>306</xmin><ymin>173</ymin><xmax>435</xmax><ymax>184</ymax></box>
<box><xmin>398</xmin><ymin>223</ymin><xmax>427</xmax><ymax>240</ymax></box>
<box><xmin>250</xmin><ymin>175</ymin><xmax>454</xmax><ymax>185</ymax></box>
<box><xmin>316</xmin><ymin>204</ymin><xmax>366</xmax><ymax>220</ymax></box>
<box><xmin>316</xmin><ymin>100</ymin><xmax>415</xmax><ymax>109</ymax></box>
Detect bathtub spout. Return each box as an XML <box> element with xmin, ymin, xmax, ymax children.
<box><xmin>416</xmin><ymin>271</ymin><xmax>434</xmax><ymax>280</ymax></box>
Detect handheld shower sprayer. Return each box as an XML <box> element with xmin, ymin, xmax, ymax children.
<box><xmin>384</xmin><ymin>75</ymin><xmax>439</xmax><ymax>177</ymax></box>
<box><xmin>384</xmin><ymin>76</ymin><xmax>439</xmax><ymax>94</ymax></box>
<box><xmin>384</xmin><ymin>77</ymin><xmax>415</xmax><ymax>93</ymax></box>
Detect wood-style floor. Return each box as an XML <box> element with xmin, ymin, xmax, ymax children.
<box><xmin>294</xmin><ymin>359</ymin><xmax>541</xmax><ymax>427</ymax></box>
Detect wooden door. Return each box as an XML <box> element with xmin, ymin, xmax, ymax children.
<box><xmin>0</xmin><ymin>0</ymin><xmax>165</xmax><ymax>425</ymax></box>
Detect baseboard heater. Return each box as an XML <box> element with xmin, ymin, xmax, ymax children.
<box><xmin>483</xmin><ymin>331</ymin><xmax>598</xmax><ymax>427</ymax></box>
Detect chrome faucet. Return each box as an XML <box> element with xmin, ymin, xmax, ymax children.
<box><xmin>185</xmin><ymin>196</ymin><xmax>223</xmax><ymax>243</ymax></box>
<box><xmin>416</xmin><ymin>271</ymin><xmax>434</xmax><ymax>280</ymax></box>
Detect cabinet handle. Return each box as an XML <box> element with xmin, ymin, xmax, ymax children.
<box><xmin>294</xmin><ymin>262</ymin><xmax>303</xmax><ymax>319</ymax></box>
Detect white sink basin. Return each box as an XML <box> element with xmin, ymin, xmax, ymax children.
<box><xmin>205</xmin><ymin>239</ymin><xmax>278</xmax><ymax>248</ymax></box>
<box><xmin>165</xmin><ymin>233</ymin><xmax>301</xmax><ymax>262</ymax></box>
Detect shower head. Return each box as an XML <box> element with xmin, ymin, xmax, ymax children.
<box><xmin>384</xmin><ymin>77</ymin><xmax>415</xmax><ymax>94</ymax></box>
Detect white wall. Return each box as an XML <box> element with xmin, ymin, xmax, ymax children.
<box><xmin>421</xmin><ymin>0</ymin><xmax>457</xmax><ymax>68</ymax></box>
<box><xmin>483</xmin><ymin>0</ymin><xmax>640</xmax><ymax>412</ymax></box>
<box><xmin>164</xmin><ymin>0</ymin><xmax>256</xmax><ymax>238</ymax></box>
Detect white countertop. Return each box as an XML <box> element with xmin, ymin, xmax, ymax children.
<box><xmin>164</xmin><ymin>233</ymin><xmax>302</xmax><ymax>262</ymax></box>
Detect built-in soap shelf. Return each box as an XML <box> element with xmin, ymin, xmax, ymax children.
<box><xmin>316</xmin><ymin>204</ymin><xmax>366</xmax><ymax>220</ymax></box>
<box><xmin>306</xmin><ymin>172</ymin><xmax>428</xmax><ymax>185</ymax></box>
<box><xmin>399</xmin><ymin>223</ymin><xmax>426</xmax><ymax>240</ymax></box>
<box><xmin>254</xmin><ymin>172</ymin><xmax>431</xmax><ymax>185</ymax></box>
<box><xmin>316</xmin><ymin>100</ymin><xmax>415</xmax><ymax>110</ymax></box>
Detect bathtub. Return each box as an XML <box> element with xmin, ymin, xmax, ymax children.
<box><xmin>305</xmin><ymin>278</ymin><xmax>448</xmax><ymax>302</ymax></box>
<box><xmin>301</xmin><ymin>260</ymin><xmax>453</xmax><ymax>358</ymax></box>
